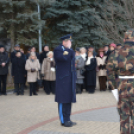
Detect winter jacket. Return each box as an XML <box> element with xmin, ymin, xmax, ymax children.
<box><xmin>25</xmin><ymin>58</ymin><xmax>40</xmax><ymax>82</ymax></box>
<box><xmin>96</xmin><ymin>56</ymin><xmax>107</xmax><ymax>76</ymax></box>
<box><xmin>0</xmin><ymin>52</ymin><xmax>9</xmax><ymax>75</ymax></box>
<box><xmin>41</xmin><ymin>58</ymin><xmax>56</xmax><ymax>81</ymax></box>
<box><xmin>12</xmin><ymin>56</ymin><xmax>26</xmax><ymax>83</ymax></box>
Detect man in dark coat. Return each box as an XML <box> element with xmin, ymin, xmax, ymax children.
<box><xmin>10</xmin><ymin>44</ymin><xmax>25</xmax><ymax>63</ymax></box>
<box><xmin>54</xmin><ymin>34</ymin><xmax>76</xmax><ymax>127</ymax></box>
<box><xmin>11</xmin><ymin>44</ymin><xmax>25</xmax><ymax>93</ymax></box>
<box><xmin>26</xmin><ymin>46</ymin><xmax>40</xmax><ymax>60</ymax></box>
<box><xmin>0</xmin><ymin>45</ymin><xmax>9</xmax><ymax>95</ymax></box>
<box><xmin>104</xmin><ymin>45</ymin><xmax>110</xmax><ymax>56</ymax></box>
<box><xmin>39</xmin><ymin>45</ymin><xmax>49</xmax><ymax>64</ymax></box>
<box><xmin>12</xmin><ymin>52</ymin><xmax>26</xmax><ymax>95</ymax></box>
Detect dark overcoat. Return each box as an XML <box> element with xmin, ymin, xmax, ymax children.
<box><xmin>12</xmin><ymin>56</ymin><xmax>26</xmax><ymax>84</ymax></box>
<box><xmin>54</xmin><ymin>44</ymin><xmax>76</xmax><ymax>103</ymax></box>
<box><xmin>0</xmin><ymin>52</ymin><xmax>9</xmax><ymax>75</ymax></box>
<box><xmin>85</xmin><ymin>58</ymin><xmax>97</xmax><ymax>86</ymax></box>
<box><xmin>11</xmin><ymin>50</ymin><xmax>25</xmax><ymax>63</ymax></box>
<box><xmin>39</xmin><ymin>51</ymin><xmax>49</xmax><ymax>64</ymax></box>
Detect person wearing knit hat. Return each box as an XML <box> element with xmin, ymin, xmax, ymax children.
<box><xmin>109</xmin><ymin>43</ymin><xmax>116</xmax><ymax>51</ymax></box>
<box><xmin>25</xmin><ymin>52</ymin><xmax>40</xmax><ymax>96</ymax></box>
<box><xmin>96</xmin><ymin>48</ymin><xmax>107</xmax><ymax>91</ymax></box>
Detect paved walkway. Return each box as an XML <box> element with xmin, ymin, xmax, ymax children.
<box><xmin>0</xmin><ymin>89</ymin><xmax>120</xmax><ymax>134</ymax></box>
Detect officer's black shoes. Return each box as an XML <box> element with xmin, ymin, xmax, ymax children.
<box><xmin>70</xmin><ymin>121</ymin><xmax>77</xmax><ymax>126</ymax></box>
<box><xmin>64</xmin><ymin>121</ymin><xmax>73</xmax><ymax>127</ymax></box>
<box><xmin>89</xmin><ymin>91</ymin><xmax>95</xmax><ymax>94</ymax></box>
<box><xmin>3</xmin><ymin>93</ymin><xmax>7</xmax><ymax>95</ymax></box>
<box><xmin>0</xmin><ymin>93</ymin><xmax>7</xmax><ymax>96</ymax></box>
<box><xmin>63</xmin><ymin>121</ymin><xmax>77</xmax><ymax>127</ymax></box>
<box><xmin>46</xmin><ymin>93</ymin><xmax>50</xmax><ymax>95</ymax></box>
<box><xmin>76</xmin><ymin>91</ymin><xmax>82</xmax><ymax>94</ymax></box>
<box><xmin>61</xmin><ymin>123</ymin><xmax>64</xmax><ymax>126</ymax></box>
<box><xmin>33</xmin><ymin>93</ymin><xmax>38</xmax><ymax>95</ymax></box>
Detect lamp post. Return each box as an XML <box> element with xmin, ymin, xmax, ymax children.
<box><xmin>38</xmin><ymin>3</ymin><xmax>42</xmax><ymax>52</ymax></box>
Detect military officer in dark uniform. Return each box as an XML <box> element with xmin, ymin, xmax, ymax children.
<box><xmin>54</xmin><ymin>34</ymin><xmax>76</xmax><ymax>127</ymax></box>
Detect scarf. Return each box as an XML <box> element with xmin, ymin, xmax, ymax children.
<box><xmin>86</xmin><ymin>56</ymin><xmax>94</xmax><ymax>65</ymax></box>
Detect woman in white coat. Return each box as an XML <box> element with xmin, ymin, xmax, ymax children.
<box><xmin>25</xmin><ymin>52</ymin><xmax>40</xmax><ymax>96</ymax></box>
<box><xmin>96</xmin><ymin>48</ymin><xmax>107</xmax><ymax>91</ymax></box>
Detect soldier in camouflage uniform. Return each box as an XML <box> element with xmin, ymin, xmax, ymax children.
<box><xmin>106</xmin><ymin>29</ymin><xmax>134</xmax><ymax>134</ymax></box>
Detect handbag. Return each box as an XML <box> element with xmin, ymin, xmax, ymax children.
<box><xmin>37</xmin><ymin>70</ymin><xmax>43</xmax><ymax>87</ymax></box>
<box><xmin>80</xmin><ymin>68</ymin><xmax>85</xmax><ymax>76</ymax></box>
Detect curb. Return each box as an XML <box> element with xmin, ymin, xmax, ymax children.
<box><xmin>18</xmin><ymin>105</ymin><xmax>116</xmax><ymax>134</ymax></box>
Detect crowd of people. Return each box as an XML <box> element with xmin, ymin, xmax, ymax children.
<box><xmin>0</xmin><ymin>42</ymin><xmax>121</xmax><ymax>96</ymax></box>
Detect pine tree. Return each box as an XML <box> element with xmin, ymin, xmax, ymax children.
<box><xmin>0</xmin><ymin>0</ymin><xmax>47</xmax><ymax>49</ymax></box>
<box><xmin>44</xmin><ymin>0</ymin><xmax>134</xmax><ymax>48</ymax></box>
<box><xmin>44</xmin><ymin>0</ymin><xmax>102</xmax><ymax>48</ymax></box>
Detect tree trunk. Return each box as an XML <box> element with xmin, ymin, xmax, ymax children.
<box><xmin>7</xmin><ymin>13</ymin><xmax>15</xmax><ymax>85</ymax></box>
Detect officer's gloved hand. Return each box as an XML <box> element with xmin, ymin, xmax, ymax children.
<box><xmin>31</xmin><ymin>68</ymin><xmax>36</xmax><ymax>72</ymax></box>
<box><xmin>63</xmin><ymin>51</ymin><xmax>69</xmax><ymax>55</ymax></box>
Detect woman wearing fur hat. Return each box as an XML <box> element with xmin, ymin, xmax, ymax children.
<box><xmin>96</xmin><ymin>48</ymin><xmax>107</xmax><ymax>91</ymax></box>
<box><xmin>25</xmin><ymin>52</ymin><xmax>40</xmax><ymax>96</ymax></box>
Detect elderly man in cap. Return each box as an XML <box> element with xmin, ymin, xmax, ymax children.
<box><xmin>11</xmin><ymin>44</ymin><xmax>25</xmax><ymax>93</ymax></box>
<box><xmin>11</xmin><ymin>44</ymin><xmax>21</xmax><ymax>63</ymax></box>
<box><xmin>54</xmin><ymin>34</ymin><xmax>76</xmax><ymax>127</ymax></box>
<box><xmin>0</xmin><ymin>45</ymin><xmax>9</xmax><ymax>95</ymax></box>
<box><xmin>107</xmin><ymin>29</ymin><xmax>134</xmax><ymax>134</ymax></box>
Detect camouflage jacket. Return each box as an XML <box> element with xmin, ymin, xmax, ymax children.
<box><xmin>106</xmin><ymin>41</ymin><xmax>134</xmax><ymax>97</ymax></box>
